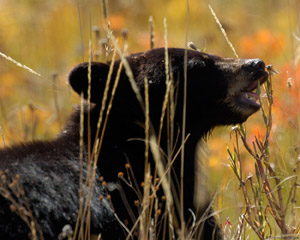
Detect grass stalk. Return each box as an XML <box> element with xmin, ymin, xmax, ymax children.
<box><xmin>76</xmin><ymin>0</ymin><xmax>84</xmax><ymax>62</ymax></box>
<box><xmin>149</xmin><ymin>16</ymin><xmax>155</xmax><ymax>49</ymax></box>
<box><xmin>0</xmin><ymin>121</ymin><xmax>5</xmax><ymax>147</ymax></box>
<box><xmin>150</xmin><ymin>136</ymin><xmax>175</xmax><ymax>239</ymax></box>
<box><xmin>52</xmin><ymin>74</ymin><xmax>62</xmax><ymax>129</ymax></box>
<box><xmin>179</xmin><ymin>0</ymin><xmax>190</xmax><ymax>237</ymax></box>
<box><xmin>208</xmin><ymin>5</ymin><xmax>239</xmax><ymax>58</ymax></box>
<box><xmin>0</xmin><ymin>51</ymin><xmax>41</xmax><ymax>76</ymax></box>
<box><xmin>73</xmin><ymin>92</ymin><xmax>85</xmax><ymax>240</ymax></box>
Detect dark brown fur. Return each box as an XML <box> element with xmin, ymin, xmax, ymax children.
<box><xmin>0</xmin><ymin>48</ymin><xmax>268</xmax><ymax>239</ymax></box>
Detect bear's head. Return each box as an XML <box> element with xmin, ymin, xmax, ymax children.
<box><xmin>186</xmin><ymin>51</ymin><xmax>269</xmax><ymax>126</ymax></box>
<box><xmin>68</xmin><ymin>48</ymin><xmax>268</xmax><ymax>135</ymax></box>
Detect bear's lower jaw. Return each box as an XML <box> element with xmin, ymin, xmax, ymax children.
<box><xmin>232</xmin><ymin>94</ymin><xmax>261</xmax><ymax>119</ymax></box>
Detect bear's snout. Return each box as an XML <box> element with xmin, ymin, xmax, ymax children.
<box><xmin>244</xmin><ymin>59</ymin><xmax>266</xmax><ymax>70</ymax></box>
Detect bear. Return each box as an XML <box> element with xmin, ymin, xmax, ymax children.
<box><xmin>0</xmin><ymin>47</ymin><xmax>268</xmax><ymax>240</ymax></box>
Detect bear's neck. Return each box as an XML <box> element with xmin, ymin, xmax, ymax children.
<box><xmin>61</xmin><ymin>103</ymin><xmax>216</xmax><ymax>225</ymax></box>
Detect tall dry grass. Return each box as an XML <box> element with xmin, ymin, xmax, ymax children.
<box><xmin>0</xmin><ymin>1</ymin><xmax>300</xmax><ymax>240</ymax></box>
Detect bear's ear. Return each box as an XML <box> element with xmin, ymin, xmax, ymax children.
<box><xmin>68</xmin><ymin>62</ymin><xmax>110</xmax><ymax>103</ymax></box>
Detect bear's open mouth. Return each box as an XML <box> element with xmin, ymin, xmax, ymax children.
<box><xmin>236</xmin><ymin>72</ymin><xmax>268</xmax><ymax>109</ymax></box>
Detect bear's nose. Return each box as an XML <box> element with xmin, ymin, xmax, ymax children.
<box><xmin>246</xmin><ymin>59</ymin><xmax>265</xmax><ymax>70</ymax></box>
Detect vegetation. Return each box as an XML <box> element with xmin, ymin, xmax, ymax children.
<box><xmin>0</xmin><ymin>0</ymin><xmax>300</xmax><ymax>239</ymax></box>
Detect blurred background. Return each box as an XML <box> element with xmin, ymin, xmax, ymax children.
<box><xmin>0</xmin><ymin>0</ymin><xmax>299</xmax><ymax>238</ymax></box>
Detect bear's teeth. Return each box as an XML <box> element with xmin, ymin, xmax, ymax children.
<box><xmin>245</xmin><ymin>93</ymin><xmax>258</xmax><ymax>102</ymax></box>
<box><xmin>245</xmin><ymin>93</ymin><xmax>252</xmax><ymax>100</ymax></box>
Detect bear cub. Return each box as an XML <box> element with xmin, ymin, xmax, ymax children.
<box><xmin>0</xmin><ymin>48</ymin><xmax>268</xmax><ymax>240</ymax></box>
